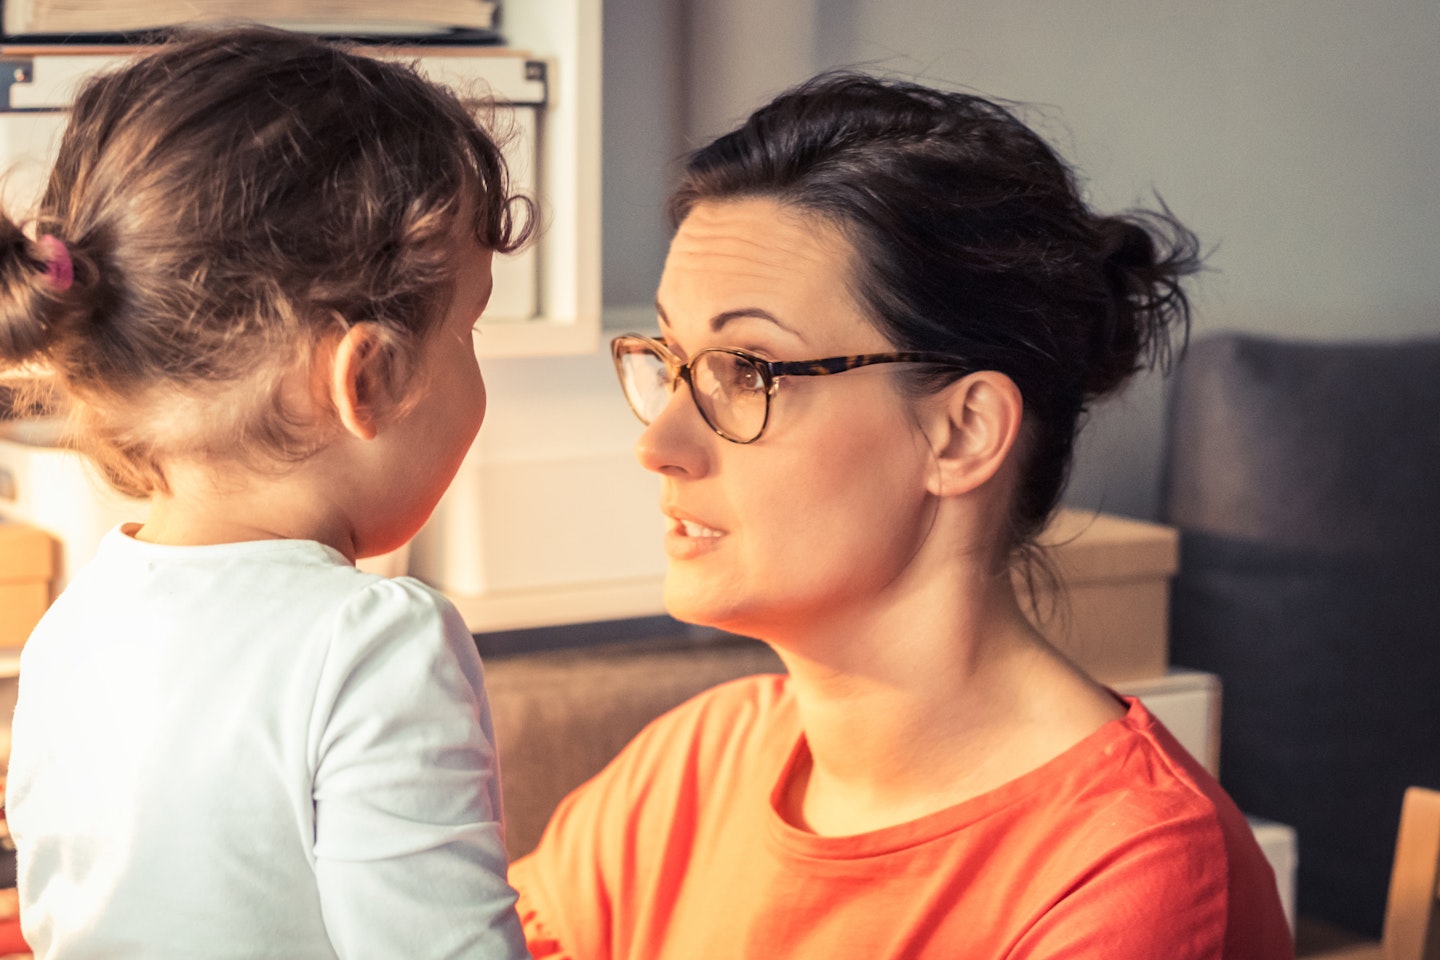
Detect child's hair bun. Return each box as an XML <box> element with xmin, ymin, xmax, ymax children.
<box><xmin>0</xmin><ymin>215</ymin><xmax>89</xmax><ymax>369</ymax></box>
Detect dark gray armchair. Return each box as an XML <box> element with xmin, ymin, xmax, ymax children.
<box><xmin>1161</xmin><ymin>332</ymin><xmax>1440</xmax><ymax>937</ymax></box>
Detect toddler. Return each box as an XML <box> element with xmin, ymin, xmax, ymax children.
<box><xmin>0</xmin><ymin>27</ymin><xmax>532</xmax><ymax>959</ymax></box>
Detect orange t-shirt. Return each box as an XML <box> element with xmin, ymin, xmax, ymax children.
<box><xmin>510</xmin><ymin>675</ymin><xmax>1293</xmax><ymax>960</ymax></box>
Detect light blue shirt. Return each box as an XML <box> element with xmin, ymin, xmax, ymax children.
<box><xmin>8</xmin><ymin>528</ymin><xmax>524</xmax><ymax>959</ymax></box>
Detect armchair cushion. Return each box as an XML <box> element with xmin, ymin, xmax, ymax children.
<box><xmin>1161</xmin><ymin>332</ymin><xmax>1440</xmax><ymax>936</ymax></box>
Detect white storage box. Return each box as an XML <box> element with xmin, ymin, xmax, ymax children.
<box><xmin>1247</xmin><ymin>816</ymin><xmax>1298</xmax><ymax>937</ymax></box>
<box><xmin>408</xmin><ymin>349</ymin><xmax>668</xmax><ymax>631</ymax></box>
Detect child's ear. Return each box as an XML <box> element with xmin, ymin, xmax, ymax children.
<box><xmin>328</xmin><ymin>323</ymin><xmax>386</xmax><ymax>441</ymax></box>
<box><xmin>920</xmin><ymin>370</ymin><xmax>1024</xmax><ymax>498</ymax></box>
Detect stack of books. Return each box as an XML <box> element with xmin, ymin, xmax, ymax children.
<box><xmin>2</xmin><ymin>0</ymin><xmax>502</xmax><ymax>43</ymax></box>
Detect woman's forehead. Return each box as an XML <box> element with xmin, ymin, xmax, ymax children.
<box><xmin>658</xmin><ymin>199</ymin><xmax>860</xmax><ymax>326</ymax></box>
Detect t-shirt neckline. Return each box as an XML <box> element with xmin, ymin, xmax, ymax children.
<box><xmin>765</xmin><ymin>693</ymin><xmax>1149</xmax><ymax>860</ymax></box>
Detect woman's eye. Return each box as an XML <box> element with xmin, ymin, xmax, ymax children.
<box><xmin>718</xmin><ymin>355</ymin><xmax>765</xmax><ymax>392</ymax></box>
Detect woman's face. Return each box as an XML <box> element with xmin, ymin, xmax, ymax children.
<box><xmin>636</xmin><ymin>198</ymin><xmax>938</xmax><ymax>639</ymax></box>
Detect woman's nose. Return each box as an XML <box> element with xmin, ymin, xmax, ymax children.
<box><xmin>633</xmin><ymin>382</ymin><xmax>712</xmax><ymax>478</ymax></box>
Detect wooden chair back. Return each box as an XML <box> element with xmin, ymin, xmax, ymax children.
<box><xmin>1381</xmin><ymin>786</ymin><xmax>1440</xmax><ymax>960</ymax></box>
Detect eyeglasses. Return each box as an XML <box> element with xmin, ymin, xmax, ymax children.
<box><xmin>611</xmin><ymin>333</ymin><xmax>972</xmax><ymax>444</ymax></box>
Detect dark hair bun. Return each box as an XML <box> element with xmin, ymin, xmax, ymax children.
<box><xmin>1086</xmin><ymin>208</ymin><xmax>1202</xmax><ymax>399</ymax></box>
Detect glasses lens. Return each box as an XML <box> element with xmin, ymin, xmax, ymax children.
<box><xmin>691</xmin><ymin>351</ymin><xmax>768</xmax><ymax>442</ymax></box>
<box><xmin>617</xmin><ymin>343</ymin><xmax>673</xmax><ymax>424</ymax></box>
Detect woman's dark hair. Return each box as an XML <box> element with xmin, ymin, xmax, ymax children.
<box><xmin>0</xmin><ymin>26</ymin><xmax>533</xmax><ymax>496</ymax></box>
<box><xmin>670</xmin><ymin>72</ymin><xmax>1200</xmax><ymax>551</ymax></box>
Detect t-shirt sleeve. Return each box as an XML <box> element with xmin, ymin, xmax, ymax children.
<box><xmin>512</xmin><ymin>874</ymin><xmax>579</xmax><ymax>960</ymax></box>
<box><xmin>507</xmin><ymin>744</ymin><xmax>628</xmax><ymax>960</ymax></box>
<box><xmin>507</xmin><ymin>681</ymin><xmax>748</xmax><ymax>960</ymax></box>
<box><xmin>308</xmin><ymin>576</ymin><xmax>526</xmax><ymax>960</ymax></box>
<box><xmin>1007</xmin><ymin>813</ymin><xmax>1293</xmax><ymax>960</ymax></box>
<box><xmin>507</xmin><ymin>675</ymin><xmax>784</xmax><ymax>960</ymax></box>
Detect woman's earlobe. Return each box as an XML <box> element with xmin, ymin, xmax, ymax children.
<box><xmin>924</xmin><ymin>370</ymin><xmax>1024</xmax><ymax>498</ymax></box>
<box><xmin>329</xmin><ymin>323</ymin><xmax>383</xmax><ymax>441</ymax></box>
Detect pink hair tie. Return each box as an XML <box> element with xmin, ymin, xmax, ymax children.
<box><xmin>37</xmin><ymin>235</ymin><xmax>74</xmax><ymax>292</ymax></box>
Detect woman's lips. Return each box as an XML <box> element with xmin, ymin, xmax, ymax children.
<box><xmin>678</xmin><ymin>519</ymin><xmax>723</xmax><ymax>538</ymax></box>
<box><xmin>663</xmin><ymin>512</ymin><xmax>726</xmax><ymax>559</ymax></box>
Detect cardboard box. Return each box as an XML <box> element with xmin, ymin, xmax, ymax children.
<box><xmin>1021</xmin><ymin>509</ymin><xmax>1179</xmax><ymax>684</ymax></box>
<box><xmin>0</xmin><ymin>651</ymin><xmax>17</xmax><ymax>765</ymax></box>
<box><xmin>1112</xmin><ymin>668</ymin><xmax>1222</xmax><ymax>777</ymax></box>
<box><xmin>0</xmin><ymin>520</ymin><xmax>54</xmax><ymax>648</ymax></box>
<box><xmin>0</xmin><ymin>419</ymin><xmax>146</xmax><ymax>593</ymax></box>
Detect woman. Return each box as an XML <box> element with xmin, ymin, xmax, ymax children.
<box><xmin>511</xmin><ymin>73</ymin><xmax>1292</xmax><ymax>959</ymax></box>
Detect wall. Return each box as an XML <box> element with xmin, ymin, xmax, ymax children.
<box><xmin>596</xmin><ymin>0</ymin><xmax>1440</xmax><ymax>520</ymax></box>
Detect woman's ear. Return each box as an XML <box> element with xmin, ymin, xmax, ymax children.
<box><xmin>920</xmin><ymin>370</ymin><xmax>1024</xmax><ymax>498</ymax></box>
<box><xmin>328</xmin><ymin>323</ymin><xmax>385</xmax><ymax>441</ymax></box>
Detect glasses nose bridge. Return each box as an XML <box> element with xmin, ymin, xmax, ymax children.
<box><xmin>637</xmin><ymin>339</ymin><xmax>687</xmax><ymax>391</ymax></box>
<box><xmin>634</xmin><ymin>343</ymin><xmax>701</xmax><ymax>427</ymax></box>
<box><xmin>663</xmin><ymin>351</ymin><xmax>691</xmax><ymax>392</ymax></box>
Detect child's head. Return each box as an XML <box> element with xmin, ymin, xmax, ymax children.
<box><xmin>0</xmin><ymin>26</ymin><xmax>532</xmax><ymax>497</ymax></box>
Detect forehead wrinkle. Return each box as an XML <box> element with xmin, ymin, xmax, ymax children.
<box><xmin>665</xmin><ymin>231</ymin><xmax>834</xmax><ymax>278</ymax></box>
<box><xmin>660</xmin><ymin>236</ymin><xmax>832</xmax><ymax>326</ymax></box>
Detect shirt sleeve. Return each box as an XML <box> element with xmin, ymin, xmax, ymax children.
<box><xmin>513</xmin><ymin>876</ymin><xmax>577</xmax><ymax>960</ymax></box>
<box><xmin>308</xmin><ymin>576</ymin><xmax>527</xmax><ymax>960</ymax></box>
<box><xmin>506</xmin><ymin>685</ymin><xmax>707</xmax><ymax>960</ymax></box>
<box><xmin>507</xmin><ymin>766</ymin><xmax>619</xmax><ymax>960</ymax></box>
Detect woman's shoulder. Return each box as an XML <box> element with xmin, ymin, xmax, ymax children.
<box><xmin>533</xmin><ymin>671</ymin><xmax>795</xmax><ymax>835</ymax></box>
<box><xmin>1007</xmin><ymin>697</ymin><xmax>1293</xmax><ymax>957</ymax></box>
<box><xmin>510</xmin><ymin>673</ymin><xmax>795</xmax><ymax>921</ymax></box>
<box><xmin>622</xmin><ymin>672</ymin><xmax>796</xmax><ymax>773</ymax></box>
<box><xmin>1040</xmin><ymin>695</ymin><xmax>1270</xmax><ymax>876</ymax></box>
<box><xmin>676</xmin><ymin>671</ymin><xmax>793</xmax><ymax>722</ymax></box>
<box><xmin>1109</xmin><ymin>696</ymin><xmax>1243</xmax><ymax>818</ymax></box>
<box><xmin>1059</xmin><ymin>696</ymin><xmax>1236</xmax><ymax>824</ymax></box>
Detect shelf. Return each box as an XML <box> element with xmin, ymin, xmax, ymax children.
<box><xmin>0</xmin><ymin>0</ymin><xmax>602</xmax><ymax>357</ymax></box>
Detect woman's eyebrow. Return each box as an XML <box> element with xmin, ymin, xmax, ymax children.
<box><xmin>655</xmin><ymin>301</ymin><xmax>798</xmax><ymax>336</ymax></box>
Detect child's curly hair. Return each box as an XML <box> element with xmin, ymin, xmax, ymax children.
<box><xmin>0</xmin><ymin>26</ymin><xmax>534</xmax><ymax>497</ymax></box>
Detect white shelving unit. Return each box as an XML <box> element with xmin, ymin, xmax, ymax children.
<box><xmin>484</xmin><ymin>0</ymin><xmax>603</xmax><ymax>357</ymax></box>
<box><xmin>0</xmin><ymin>0</ymin><xmax>602</xmax><ymax>357</ymax></box>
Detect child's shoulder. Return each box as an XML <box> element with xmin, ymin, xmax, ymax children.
<box><xmin>53</xmin><ymin>532</ymin><xmax>470</xmax><ymax>664</ymax></box>
<box><xmin>327</xmin><ymin>571</ymin><xmax>467</xmax><ymax>642</ymax></box>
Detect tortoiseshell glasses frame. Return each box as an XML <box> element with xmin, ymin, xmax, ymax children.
<box><xmin>611</xmin><ymin>333</ymin><xmax>972</xmax><ymax>444</ymax></box>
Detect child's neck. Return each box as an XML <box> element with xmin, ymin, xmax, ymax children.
<box><xmin>136</xmin><ymin>459</ymin><xmax>360</xmax><ymax>562</ymax></box>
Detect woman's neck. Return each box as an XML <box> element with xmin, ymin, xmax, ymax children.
<box><xmin>770</xmin><ymin>570</ymin><xmax>1123</xmax><ymax>837</ymax></box>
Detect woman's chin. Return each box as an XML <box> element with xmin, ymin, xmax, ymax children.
<box><xmin>662</xmin><ymin>576</ymin><xmax>745</xmax><ymax>633</ymax></box>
